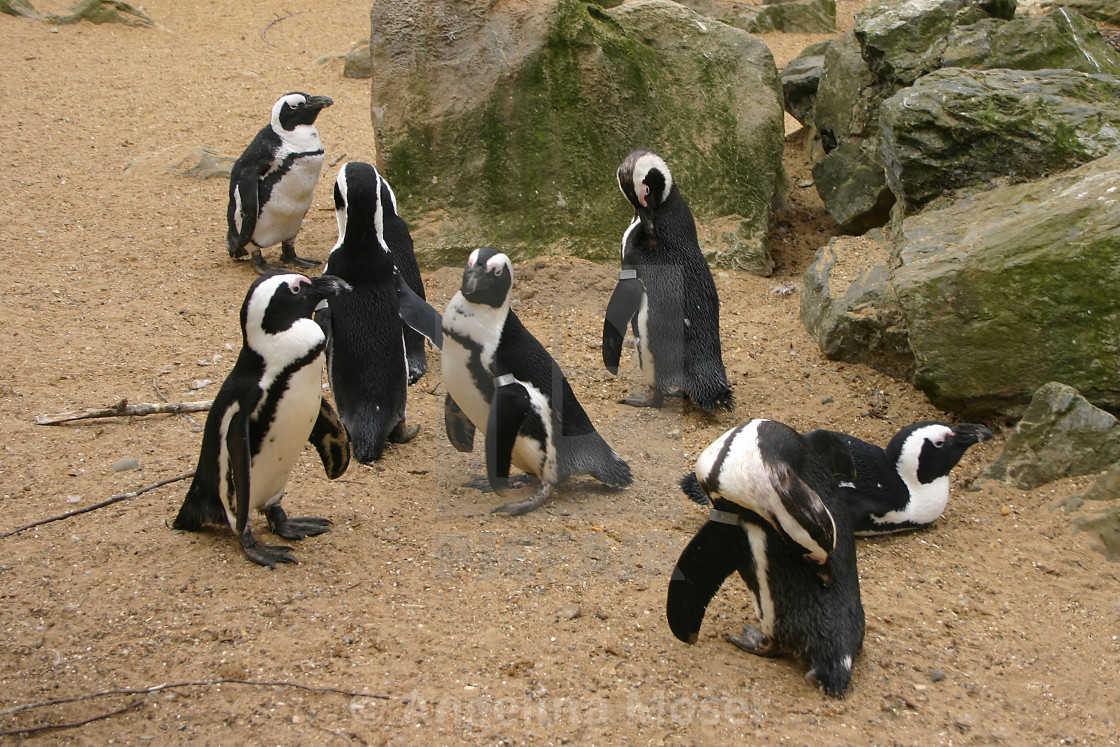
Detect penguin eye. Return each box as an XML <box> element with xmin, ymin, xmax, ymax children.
<box><xmin>932</xmin><ymin>438</ymin><xmax>945</xmax><ymax>448</ymax></box>
<box><xmin>492</xmin><ymin>265</ymin><xmax>503</xmax><ymax>276</ymax></box>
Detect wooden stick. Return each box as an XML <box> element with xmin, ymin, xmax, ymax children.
<box><xmin>260</xmin><ymin>9</ymin><xmax>308</xmax><ymax>45</ymax></box>
<box><xmin>0</xmin><ymin>700</ymin><xmax>144</xmax><ymax>737</ymax></box>
<box><xmin>0</xmin><ymin>472</ymin><xmax>195</xmax><ymax>539</ymax></box>
<box><xmin>35</xmin><ymin>399</ymin><xmax>213</xmax><ymax>426</ymax></box>
<box><xmin>0</xmin><ymin>677</ymin><xmax>389</xmax><ymax>719</ymax></box>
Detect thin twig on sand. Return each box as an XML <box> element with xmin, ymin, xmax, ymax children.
<box><xmin>35</xmin><ymin>399</ymin><xmax>213</xmax><ymax>426</ymax></box>
<box><xmin>260</xmin><ymin>9</ymin><xmax>309</xmax><ymax>45</ymax></box>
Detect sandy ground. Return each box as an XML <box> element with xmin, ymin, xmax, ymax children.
<box><xmin>1</xmin><ymin>1</ymin><xmax>1118</xmax><ymax>744</ymax></box>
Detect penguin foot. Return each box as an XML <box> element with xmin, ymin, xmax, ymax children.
<box><xmin>281</xmin><ymin>241</ymin><xmax>322</xmax><ymax>269</ymax></box>
<box><xmin>252</xmin><ymin>251</ymin><xmax>285</xmax><ymax>276</ymax></box>
<box><xmin>266</xmin><ymin>505</ymin><xmax>332</xmax><ymax>541</ymax></box>
<box><xmin>240</xmin><ymin>528</ymin><xmax>298</xmax><ymax>569</ymax></box>
<box><xmin>387</xmin><ymin>421</ymin><xmax>420</xmax><ymax>444</ymax></box>
<box><xmin>620</xmin><ymin>389</ymin><xmax>664</xmax><ymax>408</ymax></box>
<box><xmin>492</xmin><ymin>483</ymin><xmax>555</xmax><ymax>517</ymax></box>
<box><xmin>726</xmin><ymin>626</ymin><xmax>781</xmax><ymax>658</ymax></box>
<box><xmin>464</xmin><ymin>474</ymin><xmax>538</xmax><ymax>493</ymax></box>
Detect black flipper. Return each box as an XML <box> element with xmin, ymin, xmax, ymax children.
<box><xmin>397</xmin><ymin>272</ymin><xmax>443</xmax><ymax>351</ymax></box>
<box><xmin>768</xmin><ymin>461</ymin><xmax>837</xmax><ymax>566</ymax></box>
<box><xmin>227</xmin><ymin>405</ymin><xmax>252</xmax><ymax>536</ymax></box>
<box><xmin>444</xmin><ymin>395</ymin><xmax>475</xmax><ymax>453</ymax></box>
<box><xmin>313</xmin><ymin>302</ymin><xmax>331</xmax><ymax>342</ymax></box>
<box><xmin>667</xmin><ymin>506</ymin><xmax>754</xmax><ymax>644</ymax></box>
<box><xmin>230</xmin><ymin>170</ymin><xmax>259</xmax><ymax>256</ymax></box>
<box><xmin>310</xmin><ymin>398</ymin><xmax>351</xmax><ymax>479</ymax></box>
<box><xmin>602</xmin><ymin>270</ymin><xmax>643</xmax><ymax>374</ymax></box>
<box><xmin>485</xmin><ymin>376</ymin><xmax>531</xmax><ymax>494</ymax></box>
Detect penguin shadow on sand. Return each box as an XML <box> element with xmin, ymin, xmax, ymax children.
<box><xmin>314</xmin><ymin>162</ymin><xmax>443</xmax><ymax>467</ymax></box>
<box><xmin>667</xmin><ymin>418</ymin><xmax>865</xmax><ymax>698</ymax></box>
<box><xmin>440</xmin><ymin>249</ymin><xmax>633</xmax><ymax>517</ymax></box>
<box><xmin>226</xmin><ymin>92</ymin><xmax>334</xmax><ymax>275</ymax></box>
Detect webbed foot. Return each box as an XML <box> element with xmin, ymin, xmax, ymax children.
<box><xmin>266</xmin><ymin>505</ymin><xmax>332</xmax><ymax>541</ymax></box>
<box><xmin>726</xmin><ymin>625</ymin><xmax>781</xmax><ymax>657</ymax></box>
<box><xmin>492</xmin><ymin>482</ymin><xmax>555</xmax><ymax>517</ymax></box>
<box><xmin>621</xmin><ymin>388</ymin><xmax>664</xmax><ymax>408</ymax></box>
<box><xmin>240</xmin><ymin>527</ymin><xmax>298</xmax><ymax>569</ymax></box>
<box><xmin>464</xmin><ymin>474</ymin><xmax>538</xmax><ymax>493</ymax></box>
<box><xmin>387</xmin><ymin>421</ymin><xmax>420</xmax><ymax>444</ymax></box>
<box><xmin>281</xmin><ymin>241</ymin><xmax>322</xmax><ymax>268</ymax></box>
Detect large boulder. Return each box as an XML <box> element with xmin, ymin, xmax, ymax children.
<box><xmin>983</xmin><ymin>382</ymin><xmax>1120</xmax><ymax>490</ymax></box>
<box><xmin>677</xmin><ymin>0</ymin><xmax>837</xmax><ymax>34</ymax></box>
<box><xmin>879</xmin><ymin>68</ymin><xmax>1120</xmax><ymax>213</ymax></box>
<box><xmin>801</xmin><ymin>151</ymin><xmax>1120</xmax><ymax>417</ymax></box>
<box><xmin>1040</xmin><ymin>0</ymin><xmax>1120</xmax><ymax>26</ymax></box>
<box><xmin>781</xmin><ymin>39</ymin><xmax>831</xmax><ymax>126</ymax></box>
<box><xmin>369</xmin><ymin>0</ymin><xmax>786</xmax><ymax>272</ymax></box>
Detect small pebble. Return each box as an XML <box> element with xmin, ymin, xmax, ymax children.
<box><xmin>190</xmin><ymin>379</ymin><xmax>213</xmax><ymax>390</ymax></box>
<box><xmin>1000</xmin><ymin>505</ymin><xmax>1012</xmax><ymax>516</ymax></box>
<box><xmin>111</xmin><ymin>458</ymin><xmax>140</xmax><ymax>473</ymax></box>
<box><xmin>67</xmin><ymin>495</ymin><xmax>82</xmax><ymax>504</ymax></box>
<box><xmin>929</xmin><ymin>668</ymin><xmax>947</xmax><ymax>682</ymax></box>
<box><xmin>559</xmin><ymin>604</ymin><xmax>581</xmax><ymax>620</ymax></box>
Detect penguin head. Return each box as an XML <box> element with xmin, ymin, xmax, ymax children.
<box><xmin>891</xmin><ymin>421</ymin><xmax>994</xmax><ymax>485</ymax></box>
<box><xmin>272</xmin><ymin>92</ymin><xmax>334</xmax><ymax>132</ymax></box>
<box><xmin>241</xmin><ymin>273</ymin><xmax>351</xmax><ymax>348</ymax></box>
<box><xmin>332</xmin><ymin>162</ymin><xmax>388</xmax><ymax>251</ymax></box>
<box><xmin>460</xmin><ymin>248</ymin><xmax>512</xmax><ymax>308</ymax></box>
<box><xmin>617</xmin><ymin>149</ymin><xmax>674</xmax><ymax>212</ymax></box>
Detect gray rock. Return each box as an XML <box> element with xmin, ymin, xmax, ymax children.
<box><xmin>813</xmin><ymin>30</ymin><xmax>875</xmax><ymax>151</ymax></box>
<box><xmin>369</xmin><ymin>0</ymin><xmax>785</xmax><ymax>271</ymax></box>
<box><xmin>811</xmin><ymin>133</ymin><xmax>894</xmax><ymax>233</ymax></box>
<box><xmin>1078</xmin><ymin>463</ymin><xmax>1120</xmax><ymax>502</ymax></box>
<box><xmin>111</xmin><ymin>458</ymin><xmax>140</xmax><ymax>473</ymax></box>
<box><xmin>941</xmin><ymin>9</ymin><xmax>1120</xmax><ymax>75</ymax></box>
<box><xmin>880</xmin><ymin>68</ymin><xmax>1120</xmax><ymax>214</ymax></box>
<box><xmin>983</xmin><ymin>383</ymin><xmax>1120</xmax><ymax>489</ymax></box>
<box><xmin>782</xmin><ymin>40</ymin><xmax>831</xmax><ymax>126</ymax></box>
<box><xmin>1041</xmin><ymin>0</ymin><xmax>1120</xmax><ymax>26</ymax></box>
<box><xmin>678</xmin><ymin>0</ymin><xmax>836</xmax><ymax>33</ymax></box>
<box><xmin>801</xmin><ymin>152</ymin><xmax>1120</xmax><ymax>417</ymax></box>
<box><xmin>1071</xmin><ymin>506</ymin><xmax>1120</xmax><ymax>562</ymax></box>
<box><xmin>343</xmin><ymin>39</ymin><xmax>371</xmax><ymax>79</ymax></box>
<box><xmin>800</xmin><ymin>234</ymin><xmax>915</xmax><ymax>379</ymax></box>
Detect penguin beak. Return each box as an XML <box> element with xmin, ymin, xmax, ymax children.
<box><xmin>306</xmin><ymin>95</ymin><xmax>334</xmax><ymax>111</ymax></box>
<box><xmin>461</xmin><ymin>265</ymin><xmax>483</xmax><ymax>297</ymax></box>
<box><xmin>953</xmin><ymin>424</ymin><xmax>993</xmax><ymax>444</ymax></box>
<box><xmin>309</xmin><ymin>275</ymin><xmax>351</xmax><ymax>302</ymax></box>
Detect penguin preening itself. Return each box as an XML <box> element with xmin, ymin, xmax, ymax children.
<box><xmin>817</xmin><ymin>421</ymin><xmax>993</xmax><ymax>535</ymax></box>
<box><xmin>172</xmin><ymin>273</ymin><xmax>352</xmax><ymax>569</ymax></box>
<box><xmin>667</xmin><ymin>420</ymin><xmax>865</xmax><ymax>698</ymax></box>
<box><xmin>603</xmin><ymin>149</ymin><xmax>733</xmax><ymax>412</ymax></box>
<box><xmin>227</xmin><ymin>92</ymin><xmax>333</xmax><ymax>274</ymax></box>
<box><xmin>441</xmin><ymin>249</ymin><xmax>633</xmax><ymax>515</ymax></box>
<box><xmin>316</xmin><ymin>162</ymin><xmax>443</xmax><ymax>464</ymax></box>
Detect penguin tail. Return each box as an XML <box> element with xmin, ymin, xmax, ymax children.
<box><xmin>689</xmin><ymin>381</ymin><xmax>735</xmax><ymax>413</ymax></box>
<box><xmin>806</xmin><ymin>654</ymin><xmax>856</xmax><ymax>699</ymax></box>
<box><xmin>679</xmin><ymin>472</ymin><xmax>712</xmax><ymax>506</ymax></box>
<box><xmin>591</xmin><ymin>451</ymin><xmax>633</xmax><ymax>488</ymax></box>
<box><xmin>171</xmin><ymin>479</ymin><xmax>224</xmax><ymax>531</ymax></box>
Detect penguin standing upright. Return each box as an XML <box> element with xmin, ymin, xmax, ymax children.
<box><xmin>442</xmin><ymin>248</ymin><xmax>633</xmax><ymax>515</ymax></box>
<box><xmin>667</xmin><ymin>419</ymin><xmax>864</xmax><ymax>698</ymax></box>
<box><xmin>375</xmin><ymin>174</ymin><xmax>429</xmax><ymax>383</ymax></box>
<box><xmin>172</xmin><ymin>273</ymin><xmax>352</xmax><ymax>568</ymax></box>
<box><xmin>603</xmin><ymin>149</ymin><xmax>733</xmax><ymax>412</ymax></box>
<box><xmin>227</xmin><ymin>91</ymin><xmax>333</xmax><ymax>274</ymax></box>
<box><xmin>815</xmin><ymin>421</ymin><xmax>993</xmax><ymax>535</ymax></box>
<box><xmin>317</xmin><ymin>162</ymin><xmax>443</xmax><ymax>464</ymax></box>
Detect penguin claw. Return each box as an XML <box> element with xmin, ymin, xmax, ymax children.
<box><xmin>387</xmin><ymin>421</ymin><xmax>420</xmax><ymax>444</ymax></box>
<box><xmin>726</xmin><ymin>626</ymin><xmax>780</xmax><ymax>658</ymax></box>
<box><xmin>620</xmin><ymin>389</ymin><xmax>664</xmax><ymax>408</ymax></box>
<box><xmin>286</xmin><ymin>256</ymin><xmax>323</xmax><ymax>269</ymax></box>
<box><xmin>240</xmin><ymin>531</ymin><xmax>298</xmax><ymax>569</ymax></box>
<box><xmin>266</xmin><ymin>506</ymin><xmax>332</xmax><ymax>540</ymax></box>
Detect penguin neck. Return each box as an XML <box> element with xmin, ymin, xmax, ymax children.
<box><xmin>444</xmin><ymin>291</ymin><xmax>509</xmax><ymax>348</ymax></box>
<box><xmin>246</xmin><ymin>318</ymin><xmax>325</xmax><ymax>371</ymax></box>
<box><xmin>276</xmin><ymin>122</ymin><xmax>322</xmax><ymax>153</ymax></box>
<box><xmin>894</xmin><ymin>454</ymin><xmax>951</xmax><ymax>525</ymax></box>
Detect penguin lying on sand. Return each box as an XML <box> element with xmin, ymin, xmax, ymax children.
<box><xmin>816</xmin><ymin>421</ymin><xmax>993</xmax><ymax>535</ymax></box>
<box><xmin>668</xmin><ymin>420</ymin><xmax>864</xmax><ymax>698</ymax></box>
<box><xmin>173</xmin><ymin>273</ymin><xmax>351</xmax><ymax>568</ymax></box>
<box><xmin>227</xmin><ymin>92</ymin><xmax>333</xmax><ymax>274</ymax></box>
<box><xmin>316</xmin><ymin>162</ymin><xmax>443</xmax><ymax>464</ymax></box>
<box><xmin>442</xmin><ymin>248</ymin><xmax>633</xmax><ymax>515</ymax></box>
<box><xmin>603</xmin><ymin>149</ymin><xmax>733</xmax><ymax>412</ymax></box>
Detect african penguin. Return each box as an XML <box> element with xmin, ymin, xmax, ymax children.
<box><xmin>814</xmin><ymin>421</ymin><xmax>993</xmax><ymax>535</ymax></box>
<box><xmin>376</xmin><ymin>174</ymin><xmax>429</xmax><ymax>383</ymax></box>
<box><xmin>316</xmin><ymin>162</ymin><xmax>443</xmax><ymax>464</ymax></box>
<box><xmin>441</xmin><ymin>248</ymin><xmax>633</xmax><ymax>515</ymax></box>
<box><xmin>227</xmin><ymin>92</ymin><xmax>333</xmax><ymax>274</ymax></box>
<box><xmin>172</xmin><ymin>273</ymin><xmax>351</xmax><ymax>569</ymax></box>
<box><xmin>603</xmin><ymin>149</ymin><xmax>733</xmax><ymax>412</ymax></box>
<box><xmin>667</xmin><ymin>421</ymin><xmax>864</xmax><ymax>698</ymax></box>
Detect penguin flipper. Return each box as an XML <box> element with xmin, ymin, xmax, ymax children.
<box><xmin>226</xmin><ymin>405</ymin><xmax>252</xmax><ymax>535</ymax></box>
<box><xmin>229</xmin><ymin>169</ymin><xmax>260</xmax><ymax>256</ymax></box>
<box><xmin>444</xmin><ymin>395</ymin><xmax>475</xmax><ymax>453</ymax></box>
<box><xmin>767</xmin><ymin>462</ymin><xmax>838</xmax><ymax>568</ymax></box>
<box><xmin>602</xmin><ymin>273</ymin><xmax>643</xmax><ymax>374</ymax></box>
<box><xmin>396</xmin><ymin>272</ymin><xmax>443</xmax><ymax>350</ymax></box>
<box><xmin>310</xmin><ymin>398</ymin><xmax>351</xmax><ymax>479</ymax></box>
<box><xmin>485</xmin><ymin>379</ymin><xmax>531</xmax><ymax>495</ymax></box>
<box><xmin>667</xmin><ymin>511</ymin><xmax>753</xmax><ymax>644</ymax></box>
<box><xmin>801</xmin><ymin>429</ymin><xmax>856</xmax><ymax>484</ymax></box>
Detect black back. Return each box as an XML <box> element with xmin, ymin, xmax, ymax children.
<box><xmin>322</xmin><ymin>164</ymin><xmax>408</xmax><ymax>463</ymax></box>
<box><xmin>378</xmin><ymin>176</ymin><xmax>428</xmax><ymax>382</ymax></box>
